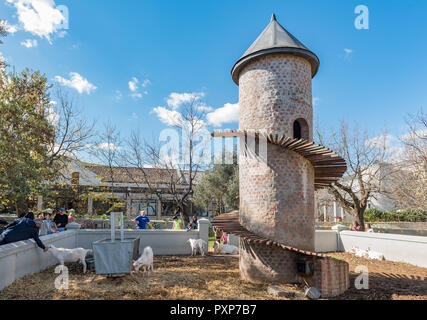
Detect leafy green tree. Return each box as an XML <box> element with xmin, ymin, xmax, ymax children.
<box><xmin>0</xmin><ymin>20</ymin><xmax>7</xmax><ymax>69</ymax></box>
<box><xmin>0</xmin><ymin>68</ymin><xmax>55</xmax><ymax>214</ymax></box>
<box><xmin>193</xmin><ymin>163</ymin><xmax>239</xmax><ymax>216</ymax></box>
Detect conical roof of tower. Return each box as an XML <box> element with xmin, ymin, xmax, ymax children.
<box><xmin>231</xmin><ymin>14</ymin><xmax>320</xmax><ymax>85</ymax></box>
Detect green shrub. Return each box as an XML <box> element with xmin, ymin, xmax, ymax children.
<box><xmin>364</xmin><ymin>208</ymin><xmax>427</xmax><ymax>222</ymax></box>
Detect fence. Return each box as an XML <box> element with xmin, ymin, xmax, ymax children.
<box><xmin>0</xmin><ymin>219</ymin><xmax>209</xmax><ymax>291</ymax></box>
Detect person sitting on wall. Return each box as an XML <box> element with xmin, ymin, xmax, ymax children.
<box><xmin>365</xmin><ymin>223</ymin><xmax>374</xmax><ymax>233</ymax></box>
<box><xmin>0</xmin><ymin>217</ymin><xmax>49</xmax><ymax>251</ymax></box>
<box><xmin>350</xmin><ymin>221</ymin><xmax>362</xmax><ymax>232</ymax></box>
<box><xmin>134</xmin><ymin>210</ymin><xmax>153</xmax><ymax>230</ymax></box>
<box><xmin>221</xmin><ymin>231</ymin><xmax>228</xmax><ymax>244</ymax></box>
<box><xmin>39</xmin><ymin>212</ymin><xmax>58</xmax><ymax>236</ymax></box>
<box><xmin>68</xmin><ymin>213</ymin><xmax>76</xmax><ymax>224</ymax></box>
<box><xmin>172</xmin><ymin>215</ymin><xmax>183</xmax><ymax>230</ymax></box>
<box><xmin>186</xmin><ymin>216</ymin><xmax>198</xmax><ymax>231</ymax></box>
<box><xmin>53</xmin><ymin>208</ymin><xmax>68</xmax><ymax>232</ymax></box>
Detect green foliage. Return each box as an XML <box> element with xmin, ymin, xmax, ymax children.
<box><xmin>364</xmin><ymin>208</ymin><xmax>427</xmax><ymax>222</ymax></box>
<box><xmin>107</xmin><ymin>201</ymin><xmax>125</xmax><ymax>213</ymax></box>
<box><xmin>193</xmin><ymin>163</ymin><xmax>239</xmax><ymax>216</ymax></box>
<box><xmin>149</xmin><ymin>222</ymin><xmax>162</xmax><ymax>230</ymax></box>
<box><xmin>208</xmin><ymin>226</ymin><xmax>215</xmax><ymax>237</ymax></box>
<box><xmin>0</xmin><ymin>68</ymin><xmax>55</xmax><ymax>214</ymax></box>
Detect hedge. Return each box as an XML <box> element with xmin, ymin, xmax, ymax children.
<box><xmin>364</xmin><ymin>209</ymin><xmax>427</xmax><ymax>222</ymax></box>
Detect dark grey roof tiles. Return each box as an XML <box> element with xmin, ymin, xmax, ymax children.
<box><xmin>231</xmin><ymin>14</ymin><xmax>320</xmax><ymax>84</ymax></box>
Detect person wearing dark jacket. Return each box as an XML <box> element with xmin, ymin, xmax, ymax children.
<box><xmin>0</xmin><ymin>219</ymin><xmax>7</xmax><ymax>235</ymax></box>
<box><xmin>0</xmin><ymin>218</ymin><xmax>48</xmax><ymax>251</ymax></box>
<box><xmin>53</xmin><ymin>208</ymin><xmax>68</xmax><ymax>231</ymax></box>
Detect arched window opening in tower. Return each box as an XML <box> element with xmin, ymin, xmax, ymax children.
<box><xmin>293</xmin><ymin>118</ymin><xmax>309</xmax><ymax>140</ymax></box>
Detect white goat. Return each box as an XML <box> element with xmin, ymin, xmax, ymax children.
<box><xmin>48</xmin><ymin>245</ymin><xmax>92</xmax><ymax>274</ymax></box>
<box><xmin>350</xmin><ymin>246</ymin><xmax>384</xmax><ymax>260</ymax></box>
<box><xmin>213</xmin><ymin>241</ymin><xmax>239</xmax><ymax>255</ymax></box>
<box><xmin>350</xmin><ymin>246</ymin><xmax>368</xmax><ymax>258</ymax></box>
<box><xmin>366</xmin><ymin>247</ymin><xmax>385</xmax><ymax>260</ymax></box>
<box><xmin>133</xmin><ymin>246</ymin><xmax>154</xmax><ymax>275</ymax></box>
<box><xmin>186</xmin><ymin>238</ymin><xmax>207</xmax><ymax>256</ymax></box>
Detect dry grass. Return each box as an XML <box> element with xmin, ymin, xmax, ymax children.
<box><xmin>0</xmin><ymin>254</ymin><xmax>298</xmax><ymax>300</ymax></box>
<box><xmin>0</xmin><ymin>252</ymin><xmax>426</xmax><ymax>300</ymax></box>
<box><xmin>327</xmin><ymin>252</ymin><xmax>427</xmax><ymax>300</ymax></box>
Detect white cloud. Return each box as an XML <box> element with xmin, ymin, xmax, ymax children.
<box><xmin>97</xmin><ymin>142</ymin><xmax>121</xmax><ymax>151</ymax></box>
<box><xmin>46</xmin><ymin>106</ymin><xmax>59</xmax><ymax>125</ymax></box>
<box><xmin>20</xmin><ymin>38</ymin><xmax>38</xmax><ymax>47</ymax></box>
<box><xmin>206</xmin><ymin>103</ymin><xmax>239</xmax><ymax>127</ymax></box>
<box><xmin>313</xmin><ymin>97</ymin><xmax>320</xmax><ymax>107</ymax></box>
<box><xmin>6</xmin><ymin>0</ymin><xmax>67</xmax><ymax>41</ymax></box>
<box><xmin>128</xmin><ymin>77</ymin><xmax>138</xmax><ymax>92</ymax></box>
<box><xmin>196</xmin><ymin>102</ymin><xmax>213</xmax><ymax>112</ymax></box>
<box><xmin>400</xmin><ymin>129</ymin><xmax>427</xmax><ymax>143</ymax></box>
<box><xmin>128</xmin><ymin>77</ymin><xmax>150</xmax><ymax>98</ymax></box>
<box><xmin>141</xmin><ymin>79</ymin><xmax>151</xmax><ymax>87</ymax></box>
<box><xmin>130</xmin><ymin>112</ymin><xmax>139</xmax><ymax>120</ymax></box>
<box><xmin>1</xmin><ymin>20</ymin><xmax>18</xmax><ymax>34</ymax></box>
<box><xmin>366</xmin><ymin>133</ymin><xmax>406</xmax><ymax>163</ymax></box>
<box><xmin>115</xmin><ymin>90</ymin><xmax>122</xmax><ymax>101</ymax></box>
<box><xmin>152</xmin><ymin>106</ymin><xmax>183</xmax><ymax>126</ymax></box>
<box><xmin>344</xmin><ymin>48</ymin><xmax>353</xmax><ymax>57</ymax></box>
<box><xmin>131</xmin><ymin>93</ymin><xmax>143</xmax><ymax>99</ymax></box>
<box><xmin>55</xmin><ymin>72</ymin><xmax>97</xmax><ymax>94</ymax></box>
<box><xmin>166</xmin><ymin>92</ymin><xmax>205</xmax><ymax>110</ymax></box>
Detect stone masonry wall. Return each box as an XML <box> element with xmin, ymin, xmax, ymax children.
<box><xmin>314</xmin><ymin>258</ymin><xmax>350</xmax><ymax>298</ymax></box>
<box><xmin>239</xmin><ymin>143</ymin><xmax>315</xmax><ymax>251</ymax></box>
<box><xmin>238</xmin><ymin>53</ymin><xmax>313</xmax><ymax>140</ymax></box>
<box><xmin>239</xmin><ymin>238</ymin><xmax>299</xmax><ymax>283</ymax></box>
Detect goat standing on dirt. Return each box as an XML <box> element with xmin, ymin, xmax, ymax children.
<box><xmin>187</xmin><ymin>238</ymin><xmax>207</xmax><ymax>256</ymax></box>
<box><xmin>133</xmin><ymin>246</ymin><xmax>154</xmax><ymax>275</ymax></box>
<box><xmin>48</xmin><ymin>245</ymin><xmax>92</xmax><ymax>273</ymax></box>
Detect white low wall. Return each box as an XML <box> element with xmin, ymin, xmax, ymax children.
<box><xmin>338</xmin><ymin>230</ymin><xmax>427</xmax><ymax>268</ymax></box>
<box><xmin>2</xmin><ymin>223</ymin><xmax>426</xmax><ymax>292</ymax></box>
<box><xmin>77</xmin><ymin>229</ymin><xmax>201</xmax><ymax>255</ymax></box>
<box><xmin>0</xmin><ymin>231</ymin><xmax>77</xmax><ymax>291</ymax></box>
<box><xmin>315</xmin><ymin>230</ymin><xmax>338</xmax><ymax>252</ymax></box>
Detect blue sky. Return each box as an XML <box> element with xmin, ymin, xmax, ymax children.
<box><xmin>1</xmin><ymin>0</ymin><xmax>426</xmax><ymax>162</ymax></box>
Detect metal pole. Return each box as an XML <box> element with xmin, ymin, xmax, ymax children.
<box><xmin>120</xmin><ymin>212</ymin><xmax>124</xmax><ymax>241</ymax></box>
<box><xmin>111</xmin><ymin>212</ymin><xmax>115</xmax><ymax>242</ymax></box>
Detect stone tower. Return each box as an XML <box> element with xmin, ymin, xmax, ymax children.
<box><xmin>232</xmin><ymin>14</ymin><xmax>319</xmax><ymax>282</ymax></box>
<box><xmin>212</xmin><ymin>15</ymin><xmax>349</xmax><ymax>295</ymax></box>
<box><xmin>233</xmin><ymin>13</ymin><xmax>319</xmax><ymax>248</ymax></box>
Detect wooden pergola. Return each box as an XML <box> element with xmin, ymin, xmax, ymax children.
<box><xmin>211</xmin><ymin>211</ymin><xmax>329</xmax><ymax>258</ymax></box>
<box><xmin>211</xmin><ymin>129</ymin><xmax>347</xmax><ymax>190</ymax></box>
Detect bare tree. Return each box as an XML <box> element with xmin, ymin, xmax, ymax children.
<box><xmin>48</xmin><ymin>88</ymin><xmax>96</xmax><ymax>174</ymax></box>
<box><xmin>125</xmin><ymin>99</ymin><xmax>209</xmax><ymax>224</ymax></box>
<box><xmin>89</xmin><ymin>121</ymin><xmax>123</xmax><ymax>199</ymax></box>
<box><xmin>391</xmin><ymin>109</ymin><xmax>427</xmax><ymax>209</ymax></box>
<box><xmin>317</xmin><ymin>120</ymin><xmax>392</xmax><ymax>230</ymax></box>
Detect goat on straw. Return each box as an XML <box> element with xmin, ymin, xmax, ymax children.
<box><xmin>48</xmin><ymin>245</ymin><xmax>92</xmax><ymax>274</ymax></box>
<box><xmin>133</xmin><ymin>246</ymin><xmax>154</xmax><ymax>275</ymax></box>
<box><xmin>186</xmin><ymin>238</ymin><xmax>207</xmax><ymax>256</ymax></box>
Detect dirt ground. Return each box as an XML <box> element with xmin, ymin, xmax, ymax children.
<box><xmin>0</xmin><ymin>252</ymin><xmax>426</xmax><ymax>300</ymax></box>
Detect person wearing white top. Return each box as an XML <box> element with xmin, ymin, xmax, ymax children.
<box><xmin>365</xmin><ymin>223</ymin><xmax>374</xmax><ymax>233</ymax></box>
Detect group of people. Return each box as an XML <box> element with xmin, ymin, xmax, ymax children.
<box><xmin>350</xmin><ymin>221</ymin><xmax>374</xmax><ymax>232</ymax></box>
<box><xmin>0</xmin><ymin>208</ymin><xmax>75</xmax><ymax>250</ymax></box>
<box><xmin>133</xmin><ymin>210</ymin><xmax>199</xmax><ymax>231</ymax></box>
